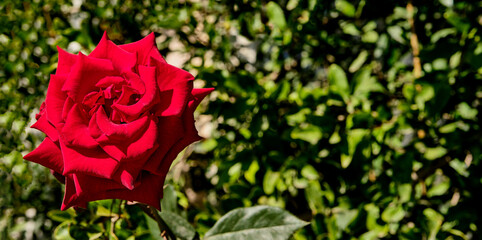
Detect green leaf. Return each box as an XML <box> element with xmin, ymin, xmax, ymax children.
<box><xmin>352</xmin><ymin>66</ymin><xmax>384</xmax><ymax>97</ymax></box>
<box><xmin>415</xmin><ymin>84</ymin><xmax>435</xmax><ymax>111</ymax></box>
<box><xmin>398</xmin><ymin>184</ymin><xmax>412</xmax><ymax>203</ymax></box>
<box><xmin>290</xmin><ymin>124</ymin><xmax>322</xmax><ymax>145</ymax></box>
<box><xmin>48</xmin><ymin>209</ymin><xmax>76</xmax><ymax>223</ymax></box>
<box><xmin>362</xmin><ymin>31</ymin><xmax>378</xmax><ymax>43</ymax></box>
<box><xmin>444</xmin><ymin>10</ymin><xmax>470</xmax><ymax>33</ymax></box>
<box><xmin>204</xmin><ymin>206</ymin><xmax>308</xmax><ymax>240</ymax></box>
<box><xmin>349</xmin><ymin>51</ymin><xmax>368</xmax><ymax>73</ymax></box>
<box><xmin>161</xmin><ymin>184</ymin><xmax>179</xmax><ymax>214</ymax></box>
<box><xmin>328</xmin><ymin>64</ymin><xmax>349</xmax><ymax>102</ymax></box>
<box><xmin>266</xmin><ymin>2</ymin><xmax>286</xmax><ymax>30</ymax></box>
<box><xmin>423</xmin><ymin>208</ymin><xmax>443</xmax><ymax>240</ymax></box>
<box><xmin>301</xmin><ymin>165</ymin><xmax>319</xmax><ymax>180</ymax></box>
<box><xmin>431</xmin><ymin>28</ymin><xmax>457</xmax><ymax>43</ymax></box>
<box><xmin>88</xmin><ymin>232</ymin><xmax>103</xmax><ymax>240</ymax></box>
<box><xmin>335</xmin><ymin>0</ymin><xmax>356</xmax><ymax>17</ymax></box>
<box><xmin>286</xmin><ymin>0</ymin><xmax>299</xmax><ymax>10</ymax></box>
<box><xmin>341</xmin><ymin>22</ymin><xmax>361</xmax><ymax>36</ymax></box>
<box><xmin>342</xmin><ymin>129</ymin><xmax>369</xmax><ymax>168</ymax></box>
<box><xmin>387</xmin><ymin>26</ymin><xmax>406</xmax><ymax>44</ymax></box>
<box><xmin>145</xmin><ymin>213</ymin><xmax>163</xmax><ymax>240</ymax></box>
<box><xmin>335</xmin><ymin>208</ymin><xmax>358</xmax><ymax>230</ymax></box>
<box><xmin>424</xmin><ymin>146</ymin><xmax>447</xmax><ymax>160</ymax></box>
<box><xmin>160</xmin><ymin>211</ymin><xmax>197</xmax><ymax>240</ymax></box>
<box><xmin>286</xmin><ymin>108</ymin><xmax>310</xmax><ymax>126</ymax></box>
<box><xmin>449</xmin><ymin>159</ymin><xmax>469</xmax><ymax>177</ymax></box>
<box><xmin>306</xmin><ymin>181</ymin><xmax>325</xmax><ymax>213</ymax></box>
<box><xmin>427</xmin><ymin>180</ymin><xmax>450</xmax><ymax>197</ymax></box>
<box><xmin>244</xmin><ymin>160</ymin><xmax>260</xmax><ymax>184</ymax></box>
<box><xmin>53</xmin><ymin>222</ymin><xmax>74</xmax><ymax>240</ymax></box>
<box><xmin>381</xmin><ymin>204</ymin><xmax>405</xmax><ymax>223</ymax></box>
<box><xmin>457</xmin><ymin>102</ymin><xmax>478</xmax><ymax>120</ymax></box>
<box><xmin>263</xmin><ymin>169</ymin><xmax>280</xmax><ymax>195</ymax></box>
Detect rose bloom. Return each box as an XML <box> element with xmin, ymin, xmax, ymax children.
<box><xmin>24</xmin><ymin>32</ymin><xmax>213</xmax><ymax>210</ymax></box>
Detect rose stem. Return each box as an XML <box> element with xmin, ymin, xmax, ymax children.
<box><xmin>138</xmin><ymin>204</ymin><xmax>176</xmax><ymax>240</ymax></box>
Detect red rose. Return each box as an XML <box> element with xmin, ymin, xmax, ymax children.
<box><xmin>24</xmin><ymin>32</ymin><xmax>213</xmax><ymax>210</ymax></box>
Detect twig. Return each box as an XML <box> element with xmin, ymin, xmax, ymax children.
<box><xmin>138</xmin><ymin>204</ymin><xmax>176</xmax><ymax>240</ymax></box>
<box><xmin>407</xmin><ymin>0</ymin><xmax>422</xmax><ymax>78</ymax></box>
<box><xmin>109</xmin><ymin>199</ymin><xmax>120</xmax><ymax>240</ymax></box>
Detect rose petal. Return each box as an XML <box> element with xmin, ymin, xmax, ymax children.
<box><xmin>62</xmin><ymin>52</ymin><xmax>116</xmax><ymax>103</ymax></box>
<box><xmin>32</xmin><ymin>111</ymin><xmax>59</xmax><ymax>143</ymax></box>
<box><xmin>93</xmin><ymin>107</ymin><xmax>159</xmax><ymax>162</ymax></box>
<box><xmin>73</xmin><ymin>162</ymin><xmax>143</xmax><ymax>193</ymax></box>
<box><xmin>89</xmin><ymin>32</ymin><xmax>137</xmax><ymax>72</ymax></box>
<box><xmin>112</xmin><ymin>162</ymin><xmax>144</xmax><ymax>190</ymax></box>
<box><xmin>61</xmin><ymin>176</ymin><xmax>77</xmax><ymax>211</ymax></box>
<box><xmin>152</xmin><ymin>88</ymin><xmax>213</xmax><ymax>175</ymax></box>
<box><xmin>61</xmin><ymin>172</ymin><xmax>164</xmax><ymax>210</ymax></box>
<box><xmin>61</xmin><ymin>138</ymin><xmax>119</xmax><ymax>179</ymax></box>
<box><xmin>120</xmin><ymin>32</ymin><xmax>166</xmax><ymax>65</ymax></box>
<box><xmin>95</xmin><ymin>76</ymin><xmax>126</xmax><ymax>88</ymax></box>
<box><xmin>72</xmin><ymin>173</ymin><xmax>124</xmax><ymax>196</ymax></box>
<box><xmin>62</xmin><ymin>97</ymin><xmax>75</xmax><ymax>122</ymax></box>
<box><xmin>94</xmin><ymin>107</ymin><xmax>150</xmax><ymax>142</ymax></box>
<box><xmin>115</xmin><ymin>85</ymin><xmax>139</xmax><ymax>106</ymax></box>
<box><xmin>46</xmin><ymin>74</ymin><xmax>68</xmax><ymax>127</ymax></box>
<box><xmin>112</xmin><ymin>65</ymin><xmax>160</xmax><ymax>121</ymax></box>
<box><xmin>150</xmin><ymin>58</ymin><xmax>194</xmax><ymax>117</ymax></box>
<box><xmin>50</xmin><ymin>169</ymin><xmax>66</xmax><ymax>184</ymax></box>
<box><xmin>123</xmin><ymin>71</ymin><xmax>145</xmax><ymax>95</ymax></box>
<box><xmin>24</xmin><ymin>138</ymin><xmax>63</xmax><ymax>173</ymax></box>
<box><xmin>55</xmin><ymin>47</ymin><xmax>78</xmax><ymax>75</ymax></box>
<box><xmin>61</xmin><ymin>104</ymin><xmax>99</xmax><ymax>149</ymax></box>
<box><xmin>142</xmin><ymin>116</ymin><xmax>184</xmax><ymax>174</ymax></box>
<box><xmin>82</xmin><ymin>91</ymin><xmax>104</xmax><ymax>110</ymax></box>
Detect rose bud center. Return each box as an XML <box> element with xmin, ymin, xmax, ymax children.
<box><xmin>81</xmin><ymin>75</ymin><xmax>142</xmax><ymax>124</ymax></box>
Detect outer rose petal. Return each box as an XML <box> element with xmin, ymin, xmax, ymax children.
<box><xmin>62</xmin><ymin>97</ymin><xmax>75</xmax><ymax>122</ymax></box>
<box><xmin>46</xmin><ymin>74</ymin><xmax>68</xmax><ymax>127</ymax></box>
<box><xmin>51</xmin><ymin>169</ymin><xmax>66</xmax><ymax>184</ymax></box>
<box><xmin>89</xmin><ymin>32</ymin><xmax>137</xmax><ymax>72</ymax></box>
<box><xmin>62</xmin><ymin>52</ymin><xmax>116</xmax><ymax>103</ymax></box>
<box><xmin>60</xmin><ymin>138</ymin><xmax>119</xmax><ymax>179</ymax></box>
<box><xmin>120</xmin><ymin>32</ymin><xmax>166</xmax><ymax>65</ymax></box>
<box><xmin>32</xmin><ymin>111</ymin><xmax>59</xmax><ymax>143</ymax></box>
<box><xmin>142</xmin><ymin>116</ymin><xmax>184</xmax><ymax>174</ymax></box>
<box><xmin>72</xmin><ymin>173</ymin><xmax>124</xmax><ymax>196</ymax></box>
<box><xmin>152</xmin><ymin>88</ymin><xmax>214</xmax><ymax>175</ymax></box>
<box><xmin>112</xmin><ymin>162</ymin><xmax>145</xmax><ymax>190</ymax></box>
<box><xmin>55</xmin><ymin>46</ymin><xmax>78</xmax><ymax>75</ymax></box>
<box><xmin>150</xmin><ymin>58</ymin><xmax>194</xmax><ymax>117</ymax></box>
<box><xmin>24</xmin><ymin>138</ymin><xmax>64</xmax><ymax>173</ymax></box>
<box><xmin>62</xmin><ymin>172</ymin><xmax>165</xmax><ymax>210</ymax></box>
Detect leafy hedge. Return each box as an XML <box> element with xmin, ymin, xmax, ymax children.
<box><xmin>1</xmin><ymin>0</ymin><xmax>481</xmax><ymax>239</ymax></box>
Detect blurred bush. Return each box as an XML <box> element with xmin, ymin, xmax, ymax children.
<box><xmin>1</xmin><ymin>0</ymin><xmax>481</xmax><ymax>239</ymax></box>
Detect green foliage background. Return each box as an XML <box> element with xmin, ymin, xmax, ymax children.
<box><xmin>1</xmin><ymin>0</ymin><xmax>481</xmax><ymax>239</ymax></box>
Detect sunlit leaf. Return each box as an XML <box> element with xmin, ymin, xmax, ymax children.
<box><xmin>266</xmin><ymin>2</ymin><xmax>287</xmax><ymax>30</ymax></box>
<box><xmin>335</xmin><ymin>0</ymin><xmax>356</xmax><ymax>17</ymax></box>
<box><xmin>381</xmin><ymin>204</ymin><xmax>405</xmax><ymax>223</ymax></box>
<box><xmin>290</xmin><ymin>124</ymin><xmax>322</xmax><ymax>145</ymax></box>
<box><xmin>204</xmin><ymin>206</ymin><xmax>308</xmax><ymax>240</ymax></box>
<box><xmin>160</xmin><ymin>211</ymin><xmax>197</xmax><ymax>240</ymax></box>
